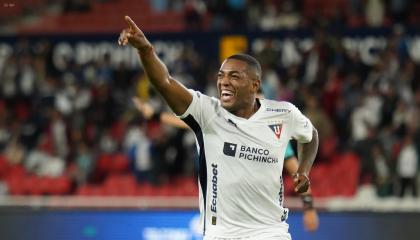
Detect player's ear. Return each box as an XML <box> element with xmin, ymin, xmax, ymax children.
<box><xmin>252</xmin><ymin>79</ymin><xmax>260</xmax><ymax>92</ymax></box>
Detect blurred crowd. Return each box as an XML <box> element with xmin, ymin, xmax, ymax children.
<box><xmin>66</xmin><ymin>0</ymin><xmax>420</xmax><ymax>30</ymax></box>
<box><xmin>2</xmin><ymin>0</ymin><xmax>419</xmax><ymax>31</ymax></box>
<box><xmin>0</xmin><ymin>0</ymin><xmax>419</xmax><ymax>198</ymax></box>
<box><xmin>179</xmin><ymin>0</ymin><xmax>420</xmax><ymax>31</ymax></box>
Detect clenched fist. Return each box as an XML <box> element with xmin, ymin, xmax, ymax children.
<box><xmin>293</xmin><ymin>172</ymin><xmax>310</xmax><ymax>194</ymax></box>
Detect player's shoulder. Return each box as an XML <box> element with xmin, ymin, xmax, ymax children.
<box><xmin>190</xmin><ymin>89</ymin><xmax>218</xmax><ymax>101</ymax></box>
<box><xmin>190</xmin><ymin>89</ymin><xmax>221</xmax><ymax>109</ymax></box>
<box><xmin>261</xmin><ymin>99</ymin><xmax>296</xmax><ymax>113</ymax></box>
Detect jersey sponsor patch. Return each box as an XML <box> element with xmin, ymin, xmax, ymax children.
<box><xmin>268</xmin><ymin>124</ymin><xmax>283</xmax><ymax>139</ymax></box>
<box><xmin>223</xmin><ymin>142</ymin><xmax>279</xmax><ymax>164</ymax></box>
<box><xmin>211</xmin><ymin>163</ymin><xmax>218</xmax><ymax>213</ymax></box>
<box><xmin>266</xmin><ymin>108</ymin><xmax>291</xmax><ymax>113</ymax></box>
<box><xmin>223</xmin><ymin>142</ymin><xmax>237</xmax><ymax>157</ymax></box>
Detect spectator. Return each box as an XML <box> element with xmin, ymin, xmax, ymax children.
<box><xmin>277</xmin><ymin>0</ymin><xmax>301</xmax><ymax>29</ymax></box>
<box><xmin>73</xmin><ymin>141</ymin><xmax>95</xmax><ymax>185</ymax></box>
<box><xmin>371</xmin><ymin>143</ymin><xmax>392</xmax><ymax>197</ymax></box>
<box><xmin>351</xmin><ymin>95</ymin><xmax>381</xmax><ymax>142</ymax></box>
<box><xmin>49</xmin><ymin>109</ymin><xmax>69</xmax><ymax>159</ymax></box>
<box><xmin>24</xmin><ymin>142</ymin><xmax>65</xmax><ymax>177</ymax></box>
<box><xmin>149</xmin><ymin>0</ymin><xmax>168</xmax><ymax>13</ymax></box>
<box><xmin>304</xmin><ymin>94</ymin><xmax>333</xmax><ymax>144</ymax></box>
<box><xmin>124</xmin><ymin>120</ymin><xmax>154</xmax><ymax>184</ymax></box>
<box><xmin>396</xmin><ymin>134</ymin><xmax>419</xmax><ymax>197</ymax></box>
<box><xmin>3</xmin><ymin>124</ymin><xmax>25</xmax><ymax>165</ymax></box>
<box><xmin>365</xmin><ymin>0</ymin><xmax>385</xmax><ymax>27</ymax></box>
<box><xmin>0</xmin><ymin>55</ymin><xmax>18</xmax><ymax>100</ymax></box>
<box><xmin>184</xmin><ymin>0</ymin><xmax>206</xmax><ymax>30</ymax></box>
<box><xmin>259</xmin><ymin>3</ymin><xmax>280</xmax><ymax>31</ymax></box>
<box><xmin>389</xmin><ymin>0</ymin><xmax>412</xmax><ymax>24</ymax></box>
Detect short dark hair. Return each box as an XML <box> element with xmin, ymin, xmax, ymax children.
<box><xmin>226</xmin><ymin>53</ymin><xmax>261</xmax><ymax>80</ymax></box>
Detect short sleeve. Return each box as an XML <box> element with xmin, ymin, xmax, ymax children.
<box><xmin>290</xmin><ymin>104</ymin><xmax>313</xmax><ymax>143</ymax></box>
<box><xmin>178</xmin><ymin>90</ymin><xmax>219</xmax><ymax>130</ymax></box>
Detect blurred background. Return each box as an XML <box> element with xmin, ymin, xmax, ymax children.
<box><xmin>0</xmin><ymin>0</ymin><xmax>419</xmax><ymax>239</ymax></box>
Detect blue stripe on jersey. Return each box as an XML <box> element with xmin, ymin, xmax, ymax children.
<box><xmin>182</xmin><ymin>115</ymin><xmax>207</xmax><ymax>235</ymax></box>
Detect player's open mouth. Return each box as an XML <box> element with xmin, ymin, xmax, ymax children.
<box><xmin>221</xmin><ymin>90</ymin><xmax>234</xmax><ymax>101</ymax></box>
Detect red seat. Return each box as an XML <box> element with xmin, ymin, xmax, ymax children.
<box><xmin>155</xmin><ymin>184</ymin><xmax>172</xmax><ymax>196</ymax></box>
<box><xmin>112</xmin><ymin>154</ymin><xmax>129</xmax><ymax>173</ymax></box>
<box><xmin>49</xmin><ymin>176</ymin><xmax>72</xmax><ymax>195</ymax></box>
<box><xmin>76</xmin><ymin>184</ymin><xmax>101</xmax><ymax>196</ymax></box>
<box><xmin>96</xmin><ymin>154</ymin><xmax>113</xmax><ymax>173</ymax></box>
<box><xmin>24</xmin><ymin>176</ymin><xmax>40</xmax><ymax>195</ymax></box>
<box><xmin>137</xmin><ymin>183</ymin><xmax>159</xmax><ymax>196</ymax></box>
<box><xmin>6</xmin><ymin>176</ymin><xmax>25</xmax><ymax>195</ymax></box>
<box><xmin>103</xmin><ymin>174</ymin><xmax>137</xmax><ymax>196</ymax></box>
<box><xmin>0</xmin><ymin>155</ymin><xmax>10</xmax><ymax>178</ymax></box>
<box><xmin>89</xmin><ymin>185</ymin><xmax>105</xmax><ymax>196</ymax></box>
<box><xmin>8</xmin><ymin>164</ymin><xmax>26</xmax><ymax>177</ymax></box>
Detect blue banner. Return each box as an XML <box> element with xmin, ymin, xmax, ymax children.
<box><xmin>0</xmin><ymin>210</ymin><xmax>419</xmax><ymax>240</ymax></box>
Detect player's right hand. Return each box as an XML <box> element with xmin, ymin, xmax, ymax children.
<box><xmin>118</xmin><ymin>16</ymin><xmax>152</xmax><ymax>51</ymax></box>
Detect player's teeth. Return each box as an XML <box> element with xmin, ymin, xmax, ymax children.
<box><xmin>222</xmin><ymin>90</ymin><xmax>232</xmax><ymax>96</ymax></box>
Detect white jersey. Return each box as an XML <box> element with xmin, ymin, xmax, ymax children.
<box><xmin>179</xmin><ymin>90</ymin><xmax>313</xmax><ymax>239</ymax></box>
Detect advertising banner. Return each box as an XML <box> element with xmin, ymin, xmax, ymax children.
<box><xmin>0</xmin><ymin>210</ymin><xmax>419</xmax><ymax>240</ymax></box>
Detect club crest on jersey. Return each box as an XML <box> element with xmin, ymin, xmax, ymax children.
<box><xmin>268</xmin><ymin>124</ymin><xmax>283</xmax><ymax>139</ymax></box>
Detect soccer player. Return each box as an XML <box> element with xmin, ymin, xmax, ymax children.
<box><xmin>119</xmin><ymin>16</ymin><xmax>319</xmax><ymax>240</ymax></box>
<box><xmin>133</xmin><ymin>98</ymin><xmax>320</xmax><ymax>232</ymax></box>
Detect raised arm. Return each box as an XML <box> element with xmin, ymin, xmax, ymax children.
<box><xmin>118</xmin><ymin>16</ymin><xmax>192</xmax><ymax>115</ymax></box>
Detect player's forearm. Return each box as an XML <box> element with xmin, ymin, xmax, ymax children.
<box><xmin>137</xmin><ymin>47</ymin><xmax>191</xmax><ymax>115</ymax></box>
<box><xmin>297</xmin><ymin>128</ymin><xmax>319</xmax><ymax>175</ymax></box>
<box><xmin>137</xmin><ymin>46</ymin><xmax>172</xmax><ymax>91</ymax></box>
<box><xmin>121</xmin><ymin>16</ymin><xmax>192</xmax><ymax>115</ymax></box>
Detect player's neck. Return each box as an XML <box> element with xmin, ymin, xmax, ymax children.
<box><xmin>233</xmin><ymin>98</ymin><xmax>261</xmax><ymax>119</ymax></box>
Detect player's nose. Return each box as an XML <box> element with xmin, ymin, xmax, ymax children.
<box><xmin>218</xmin><ymin>75</ymin><xmax>230</xmax><ymax>86</ymax></box>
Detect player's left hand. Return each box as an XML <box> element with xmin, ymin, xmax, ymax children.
<box><xmin>293</xmin><ymin>172</ymin><xmax>310</xmax><ymax>194</ymax></box>
<box><xmin>303</xmin><ymin>209</ymin><xmax>319</xmax><ymax>232</ymax></box>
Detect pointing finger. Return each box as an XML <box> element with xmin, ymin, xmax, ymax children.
<box><xmin>124</xmin><ymin>15</ymin><xmax>146</xmax><ymax>37</ymax></box>
<box><xmin>125</xmin><ymin>16</ymin><xmax>137</xmax><ymax>30</ymax></box>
